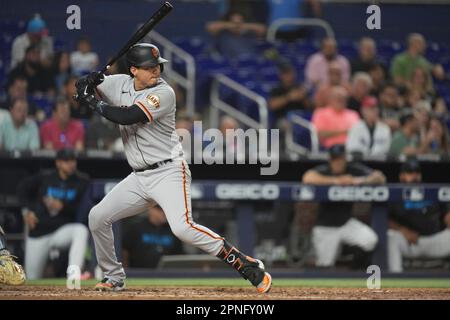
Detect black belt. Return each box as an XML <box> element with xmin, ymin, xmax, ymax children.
<box><xmin>133</xmin><ymin>159</ymin><xmax>173</xmax><ymax>172</ymax></box>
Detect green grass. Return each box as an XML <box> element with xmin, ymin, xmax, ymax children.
<box><xmin>26</xmin><ymin>278</ymin><xmax>450</xmax><ymax>288</ymax></box>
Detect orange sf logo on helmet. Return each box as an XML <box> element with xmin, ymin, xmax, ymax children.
<box><xmin>151</xmin><ymin>47</ymin><xmax>159</xmax><ymax>59</ymax></box>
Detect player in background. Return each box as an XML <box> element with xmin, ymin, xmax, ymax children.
<box><xmin>74</xmin><ymin>43</ymin><xmax>272</xmax><ymax>293</ymax></box>
<box><xmin>302</xmin><ymin>144</ymin><xmax>386</xmax><ymax>268</ymax></box>
<box><xmin>388</xmin><ymin>160</ymin><xmax>450</xmax><ymax>272</ymax></box>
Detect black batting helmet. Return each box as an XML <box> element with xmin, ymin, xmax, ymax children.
<box><xmin>126</xmin><ymin>43</ymin><xmax>168</xmax><ymax>72</ymax></box>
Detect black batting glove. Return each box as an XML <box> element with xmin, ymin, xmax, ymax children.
<box><xmin>76</xmin><ymin>85</ymin><xmax>106</xmax><ymax>115</ymax></box>
<box><xmin>86</xmin><ymin>71</ymin><xmax>105</xmax><ymax>87</ymax></box>
<box><xmin>73</xmin><ymin>71</ymin><xmax>104</xmax><ymax>101</ymax></box>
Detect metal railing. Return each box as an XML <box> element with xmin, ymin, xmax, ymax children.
<box><xmin>145</xmin><ymin>31</ymin><xmax>196</xmax><ymax>116</ymax></box>
<box><xmin>210</xmin><ymin>74</ymin><xmax>269</xmax><ymax>129</ymax></box>
<box><xmin>266</xmin><ymin>18</ymin><xmax>335</xmax><ymax>43</ymax></box>
<box><xmin>285</xmin><ymin>113</ymin><xmax>319</xmax><ymax>156</ymax></box>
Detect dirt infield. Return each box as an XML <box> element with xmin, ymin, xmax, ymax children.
<box><xmin>1</xmin><ymin>286</ymin><xmax>449</xmax><ymax>300</ymax></box>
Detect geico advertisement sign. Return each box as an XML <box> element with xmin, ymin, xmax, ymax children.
<box><xmin>438</xmin><ymin>187</ymin><xmax>450</xmax><ymax>201</ymax></box>
<box><xmin>328</xmin><ymin>186</ymin><xmax>389</xmax><ymax>201</ymax></box>
<box><xmin>215</xmin><ymin>184</ymin><xmax>279</xmax><ymax>200</ymax></box>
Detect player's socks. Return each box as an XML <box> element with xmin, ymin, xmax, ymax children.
<box><xmin>216</xmin><ymin>240</ymin><xmax>272</xmax><ymax>293</ymax></box>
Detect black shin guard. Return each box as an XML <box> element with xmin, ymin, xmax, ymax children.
<box><xmin>216</xmin><ymin>240</ymin><xmax>263</xmax><ymax>285</ymax></box>
<box><xmin>217</xmin><ymin>240</ymin><xmax>246</xmax><ymax>274</ymax></box>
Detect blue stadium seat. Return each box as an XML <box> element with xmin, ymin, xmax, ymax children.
<box><xmin>174</xmin><ymin>37</ymin><xmax>208</xmax><ymax>56</ymax></box>
<box><xmin>29</xmin><ymin>96</ymin><xmax>53</xmax><ymax>118</ymax></box>
<box><xmin>287</xmin><ymin>110</ymin><xmax>314</xmax><ymax>150</ymax></box>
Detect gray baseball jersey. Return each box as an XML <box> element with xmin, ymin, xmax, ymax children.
<box><xmin>97</xmin><ymin>75</ymin><xmax>184</xmax><ymax>169</ymax></box>
<box><xmin>89</xmin><ymin>74</ymin><xmax>224</xmax><ymax>282</ymax></box>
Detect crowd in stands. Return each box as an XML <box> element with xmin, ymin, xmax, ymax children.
<box><xmin>0</xmin><ymin>15</ymin><xmax>120</xmax><ymax>153</ymax></box>
<box><xmin>1</xmin><ymin>8</ymin><xmax>449</xmax><ymax>159</ymax></box>
<box><xmin>201</xmin><ymin>1</ymin><xmax>449</xmax><ymax>158</ymax></box>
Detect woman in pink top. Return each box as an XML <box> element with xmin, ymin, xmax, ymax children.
<box><xmin>40</xmin><ymin>98</ymin><xmax>85</xmax><ymax>151</ymax></box>
<box><xmin>312</xmin><ymin>86</ymin><xmax>360</xmax><ymax>148</ymax></box>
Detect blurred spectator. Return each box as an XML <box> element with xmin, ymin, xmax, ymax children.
<box><xmin>70</xmin><ymin>37</ymin><xmax>99</xmax><ymax>76</ymax></box>
<box><xmin>0</xmin><ymin>76</ymin><xmax>40</xmax><ymax>119</ymax></box>
<box><xmin>413</xmin><ymin>100</ymin><xmax>431</xmax><ymax>142</ymax></box>
<box><xmin>312</xmin><ymin>86</ymin><xmax>360</xmax><ymax>148</ymax></box>
<box><xmin>206</xmin><ymin>11</ymin><xmax>266</xmax><ymax>59</ymax></box>
<box><xmin>175</xmin><ymin>113</ymin><xmax>194</xmax><ymax>161</ymax></box>
<box><xmin>268</xmin><ymin>62</ymin><xmax>310</xmax><ymax>123</ymax></box>
<box><xmin>216</xmin><ymin>0</ymin><xmax>256</xmax><ymax>22</ymax></box>
<box><xmin>10</xmin><ymin>14</ymin><xmax>53</xmax><ymax>69</ymax></box>
<box><xmin>379</xmin><ymin>83</ymin><xmax>403</xmax><ymax>131</ymax></box>
<box><xmin>388</xmin><ymin>160</ymin><xmax>450</xmax><ymax>272</ymax></box>
<box><xmin>18</xmin><ymin>149</ymin><xmax>89</xmax><ymax>279</ymax></box>
<box><xmin>85</xmin><ymin>115</ymin><xmax>121</xmax><ymax>151</ymax></box>
<box><xmin>351</xmin><ymin>37</ymin><xmax>385</xmax><ymax>75</ymax></box>
<box><xmin>267</xmin><ymin>0</ymin><xmax>322</xmax><ymax>41</ymax></box>
<box><xmin>368</xmin><ymin>63</ymin><xmax>388</xmax><ymax>97</ymax></box>
<box><xmin>347</xmin><ymin>72</ymin><xmax>373</xmax><ymax>113</ymax></box>
<box><xmin>8</xmin><ymin>45</ymin><xmax>55</xmax><ymax>97</ymax></box>
<box><xmin>388</xmin><ymin>113</ymin><xmax>420</xmax><ymax>157</ymax></box>
<box><xmin>302</xmin><ymin>144</ymin><xmax>385</xmax><ymax>268</ymax></box>
<box><xmin>432</xmin><ymin>97</ymin><xmax>449</xmax><ymax>120</ymax></box>
<box><xmin>391</xmin><ymin>33</ymin><xmax>445</xmax><ymax>88</ymax></box>
<box><xmin>122</xmin><ymin>205</ymin><xmax>183</xmax><ymax>268</ymax></box>
<box><xmin>346</xmin><ymin>97</ymin><xmax>391</xmax><ymax>156</ymax></box>
<box><xmin>418</xmin><ymin>116</ymin><xmax>450</xmax><ymax>156</ymax></box>
<box><xmin>313</xmin><ymin>61</ymin><xmax>351</xmax><ymax>108</ymax></box>
<box><xmin>0</xmin><ymin>98</ymin><xmax>39</xmax><ymax>152</ymax></box>
<box><xmin>52</xmin><ymin>52</ymin><xmax>71</xmax><ymax>94</ymax></box>
<box><xmin>219</xmin><ymin>115</ymin><xmax>246</xmax><ymax>162</ymax></box>
<box><xmin>406</xmin><ymin>66</ymin><xmax>435</xmax><ymax>100</ymax></box>
<box><xmin>305</xmin><ymin>37</ymin><xmax>351</xmax><ymax>90</ymax></box>
<box><xmin>40</xmin><ymin>98</ymin><xmax>85</xmax><ymax>151</ymax></box>
<box><xmin>63</xmin><ymin>76</ymin><xmax>93</xmax><ymax>120</ymax></box>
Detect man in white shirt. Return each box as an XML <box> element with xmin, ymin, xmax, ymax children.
<box><xmin>70</xmin><ymin>37</ymin><xmax>99</xmax><ymax>76</ymax></box>
<box><xmin>10</xmin><ymin>15</ymin><xmax>53</xmax><ymax>69</ymax></box>
<box><xmin>346</xmin><ymin>96</ymin><xmax>391</xmax><ymax>156</ymax></box>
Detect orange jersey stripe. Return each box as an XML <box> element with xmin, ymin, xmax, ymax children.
<box><xmin>136</xmin><ymin>101</ymin><xmax>154</xmax><ymax>122</ymax></box>
<box><xmin>181</xmin><ymin>161</ymin><xmax>223</xmax><ymax>240</ymax></box>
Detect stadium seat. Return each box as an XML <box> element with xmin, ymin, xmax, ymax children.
<box><xmin>287</xmin><ymin>110</ymin><xmax>314</xmax><ymax>150</ymax></box>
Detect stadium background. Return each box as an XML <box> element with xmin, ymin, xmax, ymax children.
<box><xmin>1</xmin><ymin>0</ymin><xmax>450</xmax><ymax>298</ymax></box>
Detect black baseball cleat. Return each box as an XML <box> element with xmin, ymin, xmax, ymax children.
<box><xmin>217</xmin><ymin>241</ymin><xmax>272</xmax><ymax>293</ymax></box>
<box><xmin>94</xmin><ymin>277</ymin><xmax>126</xmax><ymax>292</ymax></box>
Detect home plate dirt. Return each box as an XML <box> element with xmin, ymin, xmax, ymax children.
<box><xmin>1</xmin><ymin>286</ymin><xmax>449</xmax><ymax>300</ymax></box>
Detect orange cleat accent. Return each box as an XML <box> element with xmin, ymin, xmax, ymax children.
<box><xmin>256</xmin><ymin>272</ymin><xmax>272</xmax><ymax>294</ymax></box>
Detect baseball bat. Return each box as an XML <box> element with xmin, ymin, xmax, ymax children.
<box><xmin>101</xmin><ymin>1</ymin><xmax>173</xmax><ymax>73</ymax></box>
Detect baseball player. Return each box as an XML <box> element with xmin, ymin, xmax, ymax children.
<box><xmin>0</xmin><ymin>225</ymin><xmax>26</xmax><ymax>285</ymax></box>
<box><xmin>302</xmin><ymin>144</ymin><xmax>386</xmax><ymax>268</ymax></box>
<box><xmin>74</xmin><ymin>43</ymin><xmax>272</xmax><ymax>293</ymax></box>
<box><xmin>388</xmin><ymin>160</ymin><xmax>450</xmax><ymax>272</ymax></box>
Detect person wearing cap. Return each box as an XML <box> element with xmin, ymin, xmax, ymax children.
<box><xmin>302</xmin><ymin>144</ymin><xmax>386</xmax><ymax>268</ymax></box>
<box><xmin>346</xmin><ymin>96</ymin><xmax>391</xmax><ymax>156</ymax></box>
<box><xmin>10</xmin><ymin>14</ymin><xmax>54</xmax><ymax>69</ymax></box>
<box><xmin>17</xmin><ymin>149</ymin><xmax>90</xmax><ymax>279</ymax></box>
<box><xmin>268</xmin><ymin>62</ymin><xmax>310</xmax><ymax>124</ymax></box>
<box><xmin>387</xmin><ymin>160</ymin><xmax>450</xmax><ymax>272</ymax></box>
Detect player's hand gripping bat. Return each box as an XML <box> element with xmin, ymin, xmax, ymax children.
<box><xmin>74</xmin><ymin>1</ymin><xmax>173</xmax><ymax>100</ymax></box>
